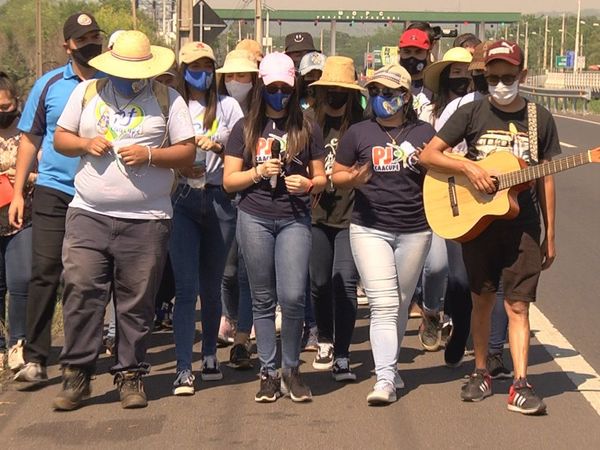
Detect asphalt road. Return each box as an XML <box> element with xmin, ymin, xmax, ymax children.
<box><xmin>1</xmin><ymin>114</ymin><xmax>599</xmax><ymax>449</ymax></box>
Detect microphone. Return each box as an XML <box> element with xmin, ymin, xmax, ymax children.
<box><xmin>270</xmin><ymin>139</ymin><xmax>281</xmax><ymax>189</ymax></box>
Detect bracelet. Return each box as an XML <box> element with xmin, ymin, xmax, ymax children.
<box><xmin>251</xmin><ymin>166</ymin><xmax>261</xmax><ymax>184</ymax></box>
<box><xmin>146</xmin><ymin>145</ymin><xmax>153</xmax><ymax>167</ymax></box>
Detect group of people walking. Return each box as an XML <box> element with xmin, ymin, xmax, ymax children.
<box><xmin>0</xmin><ymin>12</ymin><xmax>559</xmax><ymax>417</ymax></box>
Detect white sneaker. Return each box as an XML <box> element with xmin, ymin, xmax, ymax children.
<box><xmin>14</xmin><ymin>362</ymin><xmax>48</xmax><ymax>383</ymax></box>
<box><xmin>367</xmin><ymin>380</ymin><xmax>397</xmax><ymax>405</ymax></box>
<box><xmin>8</xmin><ymin>339</ymin><xmax>25</xmax><ymax>372</ymax></box>
<box><xmin>394</xmin><ymin>372</ymin><xmax>405</xmax><ymax>389</ymax></box>
<box><xmin>312</xmin><ymin>343</ymin><xmax>334</xmax><ymax>370</ymax></box>
<box><xmin>201</xmin><ymin>355</ymin><xmax>223</xmax><ymax>381</ymax></box>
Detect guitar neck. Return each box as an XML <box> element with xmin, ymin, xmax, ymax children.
<box><xmin>498</xmin><ymin>151</ymin><xmax>592</xmax><ymax>190</ymax></box>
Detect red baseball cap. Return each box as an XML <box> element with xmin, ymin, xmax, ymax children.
<box><xmin>399</xmin><ymin>29</ymin><xmax>431</xmax><ymax>50</ymax></box>
<box><xmin>485</xmin><ymin>40</ymin><xmax>524</xmax><ymax>66</ymax></box>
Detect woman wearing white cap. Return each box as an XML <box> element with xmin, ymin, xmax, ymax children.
<box><xmin>223</xmin><ymin>52</ymin><xmax>326</xmax><ymax>403</ymax></box>
<box><xmin>169</xmin><ymin>42</ymin><xmax>244</xmax><ymax>396</ymax></box>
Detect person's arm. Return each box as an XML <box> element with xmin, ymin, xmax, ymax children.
<box><xmin>222</xmin><ymin>155</ymin><xmax>280</xmax><ymax>193</ymax></box>
<box><xmin>331</xmin><ymin>161</ymin><xmax>371</xmax><ymax>189</ymax></box>
<box><xmin>54</xmin><ymin>126</ymin><xmax>112</xmax><ymax>157</ymax></box>
<box><xmin>118</xmin><ymin>139</ymin><xmax>195</xmax><ymax>169</ymax></box>
<box><xmin>537</xmin><ymin>172</ymin><xmax>556</xmax><ymax>270</ymax></box>
<box><xmin>8</xmin><ymin>132</ymin><xmax>40</xmax><ymax>229</ymax></box>
<box><xmin>284</xmin><ymin>159</ymin><xmax>327</xmax><ymax>195</ymax></box>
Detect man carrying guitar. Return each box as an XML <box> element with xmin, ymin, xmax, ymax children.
<box><xmin>420</xmin><ymin>40</ymin><xmax>560</xmax><ymax>415</ymax></box>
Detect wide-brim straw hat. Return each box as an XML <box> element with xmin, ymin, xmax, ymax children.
<box><xmin>364</xmin><ymin>64</ymin><xmax>412</xmax><ymax>91</ymax></box>
<box><xmin>90</xmin><ymin>30</ymin><xmax>174</xmax><ymax>80</ymax></box>
<box><xmin>216</xmin><ymin>49</ymin><xmax>259</xmax><ymax>74</ymax></box>
<box><xmin>310</xmin><ymin>56</ymin><xmax>363</xmax><ymax>91</ymax></box>
<box><xmin>423</xmin><ymin>47</ymin><xmax>473</xmax><ymax>93</ymax></box>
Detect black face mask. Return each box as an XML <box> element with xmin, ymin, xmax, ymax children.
<box><xmin>70</xmin><ymin>43</ymin><xmax>103</xmax><ymax>68</ymax></box>
<box><xmin>448</xmin><ymin>77</ymin><xmax>471</xmax><ymax>97</ymax></box>
<box><xmin>400</xmin><ymin>57</ymin><xmax>427</xmax><ymax>76</ymax></box>
<box><xmin>472</xmin><ymin>74</ymin><xmax>488</xmax><ymax>94</ymax></box>
<box><xmin>0</xmin><ymin>110</ymin><xmax>19</xmax><ymax>129</ymax></box>
<box><xmin>326</xmin><ymin>91</ymin><xmax>349</xmax><ymax>110</ymax></box>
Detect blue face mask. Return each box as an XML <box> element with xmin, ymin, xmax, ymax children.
<box><xmin>110</xmin><ymin>76</ymin><xmax>146</xmax><ymax>97</ymax></box>
<box><xmin>184</xmin><ymin>69</ymin><xmax>213</xmax><ymax>91</ymax></box>
<box><xmin>263</xmin><ymin>90</ymin><xmax>292</xmax><ymax>112</ymax></box>
<box><xmin>371</xmin><ymin>95</ymin><xmax>404</xmax><ymax>119</ymax></box>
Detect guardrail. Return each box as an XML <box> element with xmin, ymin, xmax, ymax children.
<box><xmin>526</xmin><ymin>71</ymin><xmax>600</xmax><ymax>96</ymax></box>
<box><xmin>520</xmin><ymin>85</ymin><xmax>592</xmax><ymax>114</ymax></box>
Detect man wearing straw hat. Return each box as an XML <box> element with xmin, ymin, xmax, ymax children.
<box><xmin>51</xmin><ymin>30</ymin><xmax>195</xmax><ymax>411</ymax></box>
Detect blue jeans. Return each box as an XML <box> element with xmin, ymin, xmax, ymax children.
<box><xmin>0</xmin><ymin>226</ymin><xmax>32</xmax><ymax>349</ymax></box>
<box><xmin>489</xmin><ymin>282</ymin><xmax>509</xmax><ymax>355</ymax></box>
<box><xmin>237</xmin><ymin>209</ymin><xmax>311</xmax><ymax>374</ymax></box>
<box><xmin>420</xmin><ymin>233</ymin><xmax>448</xmax><ymax>314</ymax></box>
<box><xmin>221</xmin><ymin>238</ymin><xmax>253</xmax><ymax>334</ymax></box>
<box><xmin>350</xmin><ymin>224</ymin><xmax>431</xmax><ymax>384</ymax></box>
<box><xmin>170</xmin><ymin>185</ymin><xmax>236</xmax><ymax>371</ymax></box>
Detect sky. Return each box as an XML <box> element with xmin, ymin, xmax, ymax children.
<box><xmin>211</xmin><ymin>1</ymin><xmax>599</xmax><ymax>15</ymax></box>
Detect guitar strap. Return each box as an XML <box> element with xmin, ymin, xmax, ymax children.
<box><xmin>527</xmin><ymin>101</ymin><xmax>539</xmax><ymax>165</ymax></box>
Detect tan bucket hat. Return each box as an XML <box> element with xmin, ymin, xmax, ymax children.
<box><xmin>216</xmin><ymin>49</ymin><xmax>259</xmax><ymax>74</ymax></box>
<box><xmin>179</xmin><ymin>41</ymin><xmax>216</xmax><ymax>65</ymax></box>
<box><xmin>309</xmin><ymin>56</ymin><xmax>363</xmax><ymax>91</ymax></box>
<box><xmin>365</xmin><ymin>64</ymin><xmax>412</xmax><ymax>91</ymax></box>
<box><xmin>89</xmin><ymin>30</ymin><xmax>174</xmax><ymax>79</ymax></box>
<box><xmin>423</xmin><ymin>47</ymin><xmax>473</xmax><ymax>93</ymax></box>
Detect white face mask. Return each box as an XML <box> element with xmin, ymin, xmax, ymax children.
<box><xmin>225</xmin><ymin>80</ymin><xmax>253</xmax><ymax>104</ymax></box>
<box><xmin>488</xmin><ymin>81</ymin><xmax>519</xmax><ymax>106</ymax></box>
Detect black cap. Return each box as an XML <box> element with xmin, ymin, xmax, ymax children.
<box><xmin>63</xmin><ymin>12</ymin><xmax>101</xmax><ymax>41</ymax></box>
<box><xmin>284</xmin><ymin>32</ymin><xmax>317</xmax><ymax>54</ymax></box>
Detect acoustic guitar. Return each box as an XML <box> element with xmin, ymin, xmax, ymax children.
<box><xmin>423</xmin><ymin>148</ymin><xmax>600</xmax><ymax>242</ymax></box>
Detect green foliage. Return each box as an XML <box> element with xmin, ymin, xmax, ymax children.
<box><xmin>590</xmin><ymin>99</ymin><xmax>600</xmax><ymax>115</ymax></box>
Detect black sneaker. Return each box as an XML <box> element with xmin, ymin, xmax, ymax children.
<box><xmin>229</xmin><ymin>343</ymin><xmax>252</xmax><ymax>370</ymax></box>
<box><xmin>508</xmin><ymin>379</ymin><xmax>547</xmax><ymax>415</ymax></box>
<box><xmin>332</xmin><ymin>357</ymin><xmax>357</xmax><ymax>382</ymax></box>
<box><xmin>487</xmin><ymin>353</ymin><xmax>513</xmax><ymax>379</ymax></box>
<box><xmin>255</xmin><ymin>371</ymin><xmax>281</xmax><ymax>403</ymax></box>
<box><xmin>53</xmin><ymin>367</ymin><xmax>92</xmax><ymax>411</ymax></box>
<box><xmin>114</xmin><ymin>371</ymin><xmax>147</xmax><ymax>409</ymax></box>
<box><xmin>444</xmin><ymin>332</ymin><xmax>466</xmax><ymax>368</ymax></box>
<box><xmin>281</xmin><ymin>367</ymin><xmax>312</xmax><ymax>402</ymax></box>
<box><xmin>201</xmin><ymin>355</ymin><xmax>223</xmax><ymax>381</ymax></box>
<box><xmin>418</xmin><ymin>314</ymin><xmax>442</xmax><ymax>352</ymax></box>
<box><xmin>461</xmin><ymin>369</ymin><xmax>492</xmax><ymax>402</ymax></box>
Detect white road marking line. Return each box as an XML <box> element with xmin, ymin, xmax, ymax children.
<box><xmin>560</xmin><ymin>141</ymin><xmax>577</xmax><ymax>148</ymax></box>
<box><xmin>554</xmin><ymin>114</ymin><xmax>600</xmax><ymax>126</ymax></box>
<box><xmin>530</xmin><ymin>305</ymin><xmax>600</xmax><ymax>416</ymax></box>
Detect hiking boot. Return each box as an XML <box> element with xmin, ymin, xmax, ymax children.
<box><xmin>255</xmin><ymin>371</ymin><xmax>281</xmax><ymax>403</ymax></box>
<box><xmin>312</xmin><ymin>343</ymin><xmax>334</xmax><ymax>370</ymax></box>
<box><xmin>53</xmin><ymin>367</ymin><xmax>92</xmax><ymax>411</ymax></box>
<box><xmin>419</xmin><ymin>314</ymin><xmax>442</xmax><ymax>352</ymax></box>
<box><xmin>461</xmin><ymin>369</ymin><xmax>492</xmax><ymax>402</ymax></box>
<box><xmin>14</xmin><ymin>362</ymin><xmax>48</xmax><ymax>383</ymax></box>
<box><xmin>281</xmin><ymin>367</ymin><xmax>312</xmax><ymax>402</ymax></box>
<box><xmin>332</xmin><ymin>357</ymin><xmax>356</xmax><ymax>382</ymax></box>
<box><xmin>508</xmin><ymin>379</ymin><xmax>547</xmax><ymax>415</ymax></box>
<box><xmin>114</xmin><ymin>371</ymin><xmax>147</xmax><ymax>409</ymax></box>
<box><xmin>229</xmin><ymin>343</ymin><xmax>252</xmax><ymax>370</ymax></box>
<box><xmin>201</xmin><ymin>355</ymin><xmax>223</xmax><ymax>381</ymax></box>
<box><xmin>367</xmin><ymin>380</ymin><xmax>397</xmax><ymax>405</ymax></box>
<box><xmin>487</xmin><ymin>353</ymin><xmax>512</xmax><ymax>379</ymax></box>
<box><xmin>173</xmin><ymin>369</ymin><xmax>195</xmax><ymax>396</ymax></box>
<box><xmin>302</xmin><ymin>326</ymin><xmax>319</xmax><ymax>352</ymax></box>
<box><xmin>8</xmin><ymin>339</ymin><xmax>25</xmax><ymax>372</ymax></box>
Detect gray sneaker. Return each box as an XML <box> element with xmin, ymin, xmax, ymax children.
<box><xmin>173</xmin><ymin>369</ymin><xmax>195</xmax><ymax>396</ymax></box>
<box><xmin>418</xmin><ymin>314</ymin><xmax>442</xmax><ymax>352</ymax></box>
<box><xmin>14</xmin><ymin>362</ymin><xmax>48</xmax><ymax>383</ymax></box>
<box><xmin>8</xmin><ymin>340</ymin><xmax>25</xmax><ymax>372</ymax></box>
<box><xmin>367</xmin><ymin>380</ymin><xmax>397</xmax><ymax>405</ymax></box>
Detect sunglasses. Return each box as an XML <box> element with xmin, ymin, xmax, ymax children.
<box><xmin>265</xmin><ymin>84</ymin><xmax>294</xmax><ymax>95</ymax></box>
<box><xmin>367</xmin><ymin>86</ymin><xmax>404</xmax><ymax>98</ymax></box>
<box><xmin>485</xmin><ymin>74</ymin><xmax>519</xmax><ymax>86</ymax></box>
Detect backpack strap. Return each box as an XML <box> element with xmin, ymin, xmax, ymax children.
<box><xmin>151</xmin><ymin>80</ymin><xmax>170</xmax><ymax>147</ymax></box>
<box><xmin>527</xmin><ymin>101</ymin><xmax>539</xmax><ymax>165</ymax></box>
<box><xmin>81</xmin><ymin>78</ymin><xmax>108</xmax><ymax>110</ymax></box>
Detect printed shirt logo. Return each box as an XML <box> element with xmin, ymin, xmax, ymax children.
<box><xmin>324</xmin><ymin>138</ymin><xmax>338</xmax><ymax>176</ymax></box>
<box><xmin>256</xmin><ymin>133</ymin><xmax>288</xmax><ymax>163</ymax></box>
<box><xmin>474</xmin><ymin>122</ymin><xmax>531</xmax><ymax>163</ymax></box>
<box><xmin>95</xmin><ymin>101</ymin><xmax>145</xmax><ymax>141</ymax></box>
<box><xmin>193</xmin><ymin>112</ymin><xmax>219</xmax><ymax>138</ymax></box>
<box><xmin>372</xmin><ymin>140</ymin><xmax>420</xmax><ymax>173</ymax></box>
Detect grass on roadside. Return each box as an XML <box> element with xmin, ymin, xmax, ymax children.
<box><xmin>590</xmin><ymin>99</ymin><xmax>600</xmax><ymax>115</ymax></box>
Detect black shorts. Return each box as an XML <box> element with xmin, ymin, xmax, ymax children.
<box><xmin>461</xmin><ymin>221</ymin><xmax>542</xmax><ymax>302</ymax></box>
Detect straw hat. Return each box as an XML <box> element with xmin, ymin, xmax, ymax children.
<box><xmin>89</xmin><ymin>30</ymin><xmax>174</xmax><ymax>79</ymax></box>
<box><xmin>310</xmin><ymin>56</ymin><xmax>363</xmax><ymax>91</ymax></box>
<box><xmin>364</xmin><ymin>64</ymin><xmax>412</xmax><ymax>91</ymax></box>
<box><xmin>423</xmin><ymin>47</ymin><xmax>473</xmax><ymax>93</ymax></box>
<box><xmin>216</xmin><ymin>49</ymin><xmax>259</xmax><ymax>74</ymax></box>
<box><xmin>235</xmin><ymin>39</ymin><xmax>263</xmax><ymax>62</ymax></box>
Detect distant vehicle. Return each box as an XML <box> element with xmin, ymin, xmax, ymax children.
<box><xmin>588</xmin><ymin>65</ymin><xmax>600</xmax><ymax>71</ymax></box>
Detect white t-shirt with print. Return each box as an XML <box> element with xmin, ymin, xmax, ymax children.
<box><xmin>188</xmin><ymin>95</ymin><xmax>243</xmax><ymax>186</ymax></box>
<box><xmin>57</xmin><ymin>79</ymin><xmax>195</xmax><ymax>219</ymax></box>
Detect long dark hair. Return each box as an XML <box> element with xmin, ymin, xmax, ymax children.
<box><xmin>179</xmin><ymin>61</ymin><xmax>218</xmax><ymax>131</ymax></box>
<box><xmin>243</xmin><ymin>78</ymin><xmax>312</xmax><ymax>165</ymax></box>
<box><xmin>313</xmin><ymin>87</ymin><xmax>364</xmax><ymax>136</ymax></box>
<box><xmin>217</xmin><ymin>72</ymin><xmax>258</xmax><ymax>113</ymax></box>
<box><xmin>432</xmin><ymin>66</ymin><xmax>452</xmax><ymax>119</ymax></box>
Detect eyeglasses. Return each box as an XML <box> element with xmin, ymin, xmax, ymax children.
<box><xmin>367</xmin><ymin>86</ymin><xmax>404</xmax><ymax>98</ymax></box>
<box><xmin>265</xmin><ymin>84</ymin><xmax>294</xmax><ymax>95</ymax></box>
<box><xmin>485</xmin><ymin>74</ymin><xmax>519</xmax><ymax>86</ymax></box>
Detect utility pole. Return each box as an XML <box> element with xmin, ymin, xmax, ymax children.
<box><xmin>162</xmin><ymin>0</ymin><xmax>167</xmax><ymax>36</ymax></box>
<box><xmin>560</xmin><ymin>13</ymin><xmax>566</xmax><ymax>56</ymax></box>
<box><xmin>516</xmin><ymin>21</ymin><xmax>520</xmax><ymax>45</ymax></box>
<box><xmin>524</xmin><ymin>21</ymin><xmax>529</xmax><ymax>70</ymax></box>
<box><xmin>35</xmin><ymin>0</ymin><xmax>42</xmax><ymax>77</ymax></box>
<box><xmin>199</xmin><ymin>1</ymin><xmax>204</xmax><ymax>42</ymax></box>
<box><xmin>550</xmin><ymin>36</ymin><xmax>554</xmax><ymax>70</ymax></box>
<box><xmin>543</xmin><ymin>15</ymin><xmax>548</xmax><ymax>70</ymax></box>
<box><xmin>255</xmin><ymin>0</ymin><xmax>263</xmax><ymax>49</ymax></box>
<box><xmin>131</xmin><ymin>0</ymin><xmax>137</xmax><ymax>29</ymax></box>
<box><xmin>178</xmin><ymin>0</ymin><xmax>194</xmax><ymax>55</ymax></box>
<box><xmin>238</xmin><ymin>20</ymin><xmax>242</xmax><ymax>42</ymax></box>
<box><xmin>574</xmin><ymin>0</ymin><xmax>581</xmax><ymax>72</ymax></box>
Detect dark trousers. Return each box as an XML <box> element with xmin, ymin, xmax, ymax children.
<box><xmin>25</xmin><ymin>186</ymin><xmax>72</xmax><ymax>365</ymax></box>
<box><xmin>59</xmin><ymin>208</ymin><xmax>170</xmax><ymax>373</ymax></box>
<box><xmin>309</xmin><ymin>224</ymin><xmax>359</xmax><ymax>358</ymax></box>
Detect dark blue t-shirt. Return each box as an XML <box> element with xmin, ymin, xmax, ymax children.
<box><xmin>336</xmin><ymin>118</ymin><xmax>435</xmax><ymax>233</ymax></box>
<box><xmin>225</xmin><ymin>117</ymin><xmax>325</xmax><ymax>219</ymax></box>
